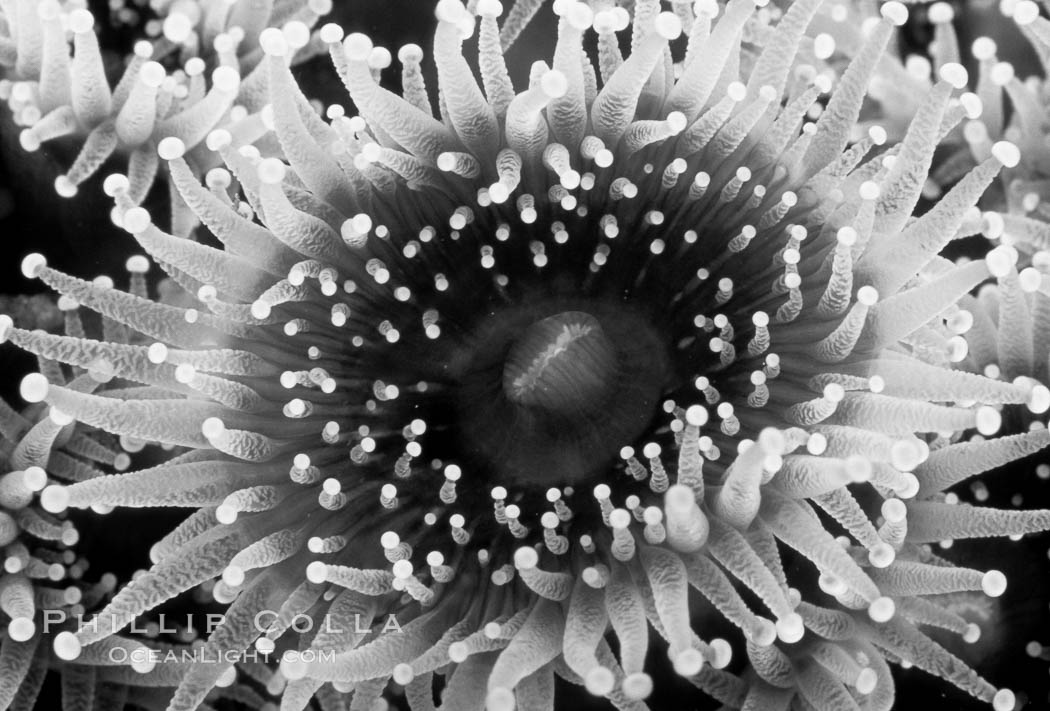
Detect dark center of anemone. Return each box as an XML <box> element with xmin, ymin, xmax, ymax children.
<box><xmin>502</xmin><ymin>311</ymin><xmax>615</xmax><ymax>417</ymax></box>
<box><xmin>454</xmin><ymin>298</ymin><xmax>669</xmax><ymax>488</ymax></box>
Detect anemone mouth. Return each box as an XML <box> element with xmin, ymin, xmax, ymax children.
<box><xmin>455</xmin><ymin>295</ymin><xmax>669</xmax><ymax>487</ymax></box>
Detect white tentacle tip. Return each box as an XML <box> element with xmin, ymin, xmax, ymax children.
<box><xmin>622</xmin><ymin>672</ymin><xmax>653</xmax><ymax>700</ymax></box>
<box><xmin>991</xmin><ymin>141</ymin><xmax>1021</xmax><ymax>168</ymax></box>
<box><xmin>131</xmin><ymin>654</ymin><xmax>156</xmax><ymax>674</ymax></box>
<box><xmin>157</xmin><ymin>136</ymin><xmax>186</xmax><ymax>161</ymax></box>
<box><xmin>206</xmin><ymin>129</ymin><xmax>232</xmax><ymax>152</ymax></box>
<box><xmin>53</xmin><ymin>631</ymin><xmax>82</xmax><ymax>660</ymax></box>
<box><xmin>211</xmin><ymin>65</ymin><xmax>241</xmax><ymax>93</ymax></box>
<box><xmin>126</xmin><ymin>255</ymin><xmax>150</xmax><ymax>274</ymax></box>
<box><xmin>706</xmin><ymin>639</ymin><xmax>731</xmax><ymax>669</ymax></box>
<box><xmin>140</xmin><ymin>61</ymin><xmax>167</xmax><ymax>88</ymax></box>
<box><xmin>959</xmin><ymin>92</ymin><xmax>983</xmax><ymax>119</ymax></box>
<box><xmin>868</xmin><ymin>542</ymin><xmax>896</xmax><ymax>568</ymax></box>
<box><xmin>436</xmin><ymin>0</ymin><xmax>469</xmax><ymax>23</ymax></box>
<box><xmin>928</xmin><ymin>2</ymin><xmax>954</xmax><ymax>22</ymax></box>
<box><xmin>512</xmin><ymin>546</ymin><xmax>538</xmax><ymax>570</ymax></box>
<box><xmin>653</xmin><ymin>12</ymin><xmax>683</xmax><ymax>40</ymax></box>
<box><xmin>102</xmin><ymin>174</ymin><xmax>130</xmax><ymax>197</ymax></box>
<box><xmin>975</xmin><ymin>405</ymin><xmax>1002</xmax><ymax>435</ymax></box>
<box><xmin>306</xmin><ymin>561</ymin><xmax>328</xmax><ymax>584</ymax></box>
<box><xmin>669</xmin><ymin>648</ymin><xmax>707</xmax><ymax>677</ymax></box>
<box><xmin>69</xmin><ymin>9</ymin><xmax>95</xmax><ymax>34</ymax></box>
<box><xmin>775</xmin><ymin>613</ymin><xmax>804</xmax><ymax>643</ymax></box>
<box><xmin>583</xmin><ymin>666</ymin><xmax>615</xmax><ymax>696</ymax></box>
<box><xmin>563</xmin><ymin>2</ymin><xmax>593</xmax><ymax>30</ymax></box>
<box><xmin>666</xmin><ymin>111</ymin><xmax>687</xmax><ymax>134</ymax></box>
<box><xmin>259</xmin><ymin>27</ymin><xmax>289</xmax><ymax>57</ymax></box>
<box><xmin>880</xmin><ymin>1</ymin><xmax>908</xmax><ymax>25</ymax></box>
<box><xmin>19</xmin><ymin>130</ymin><xmax>41</xmax><ymax>153</ymax></box>
<box><xmin>41</xmin><ymin>485</ymin><xmax>69</xmax><ymax>513</ymax></box>
<box><xmin>319</xmin><ymin>23</ymin><xmax>344</xmax><ymax>44</ymax></box>
<box><xmin>392</xmin><ymin>662</ymin><xmax>414</xmax><ymax>685</ymax></box>
<box><xmin>7</xmin><ymin>617</ymin><xmax>35</xmax><ymax>642</ymax></box>
<box><xmin>19</xmin><ymin>372</ymin><xmax>49</xmax><ymax>403</ymax></box>
<box><xmin>993</xmin><ymin>689</ymin><xmax>1016</xmax><ymax>711</ymax></box>
<box><xmin>867</xmin><ymin>596</ymin><xmax>896</xmax><ymax>623</ymax></box>
<box><xmin>202</xmin><ymin>417</ymin><xmax>227</xmax><ymax>441</ymax></box>
<box><xmin>122</xmin><ymin>207</ymin><xmax>152</xmax><ymax>235</ymax></box>
<box><xmin>54</xmin><ymin>176</ymin><xmax>77</xmax><ymax>198</ymax></box>
<box><xmin>215</xmin><ymin>504</ymin><xmax>237</xmax><ymax>525</ymax></box>
<box><xmin>398</xmin><ymin>43</ymin><xmax>424</xmax><ymax>64</ymax></box>
<box><xmin>938</xmin><ymin>62</ymin><xmax>969</xmax><ymax>89</ymax></box>
<box><xmin>972</xmin><ymin>37</ymin><xmax>998</xmax><ymax>60</ymax></box>
<box><xmin>540</xmin><ymin>70</ymin><xmax>568</xmax><ymax>99</ymax></box>
<box><xmin>257</xmin><ymin>158</ymin><xmax>288</xmax><ymax>185</ymax></box>
<box><xmin>856</xmin><ymin>667</ymin><xmax>878</xmax><ymax>694</ymax></box>
<box><xmin>1013</xmin><ymin>0</ymin><xmax>1039</xmax><ymax>25</ymax></box>
<box><xmin>222</xmin><ymin>565</ymin><xmax>245</xmax><ymax>588</ymax></box>
<box><xmin>475</xmin><ymin>0</ymin><xmax>503</xmax><ymax>18</ymax></box>
<box><xmin>343</xmin><ymin>33</ymin><xmax>374</xmax><ymax>62</ymax></box>
<box><xmin>982</xmin><ymin>570</ymin><xmax>1007</xmax><ymax>597</ymax></box>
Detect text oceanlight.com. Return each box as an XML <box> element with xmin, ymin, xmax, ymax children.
<box><xmin>107</xmin><ymin>647</ymin><xmax>339</xmax><ymax>665</ymax></box>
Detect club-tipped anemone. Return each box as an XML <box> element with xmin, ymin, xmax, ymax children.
<box><xmin>876</xmin><ymin>0</ymin><xmax>1050</xmax><ymax>480</ymax></box>
<box><xmin>1</xmin><ymin>0</ymin><xmax>1050</xmax><ymax>710</ymax></box>
<box><xmin>0</xmin><ymin>0</ymin><xmax>331</xmax><ymax>232</ymax></box>
<box><xmin>0</xmin><ymin>295</ymin><xmax>235</xmax><ymax>709</ymax></box>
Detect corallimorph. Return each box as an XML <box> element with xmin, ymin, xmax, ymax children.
<box><xmin>2</xmin><ymin>1</ymin><xmax>1050</xmax><ymax>711</ymax></box>
<box><xmin>0</xmin><ymin>0</ymin><xmax>331</xmax><ymax>235</ymax></box>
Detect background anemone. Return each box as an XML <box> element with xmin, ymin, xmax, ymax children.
<box><xmin>1</xmin><ymin>0</ymin><xmax>332</xmax><ymax>235</ymax></box>
<box><xmin>1</xmin><ymin>1</ymin><xmax>1050</xmax><ymax>711</ymax></box>
<box><xmin>0</xmin><ymin>300</ymin><xmax>190</xmax><ymax>711</ymax></box>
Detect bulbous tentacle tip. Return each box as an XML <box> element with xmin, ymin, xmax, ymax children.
<box><xmin>855</xmin><ymin>667</ymin><xmax>878</xmax><ymax>695</ymax></box>
<box><xmin>158</xmin><ymin>136</ymin><xmax>187</xmax><ymax>161</ymax></box>
<box><xmin>122</xmin><ymin>207</ymin><xmax>152</xmax><ymax>234</ymax></box>
<box><xmin>41</xmin><ymin>484</ymin><xmax>69</xmax><ymax>513</ymax></box>
<box><xmin>18</xmin><ymin>129</ymin><xmax>41</xmax><ymax>153</ymax></box>
<box><xmin>991</xmin><ymin>141</ymin><xmax>1021</xmax><ymax>168</ymax></box>
<box><xmin>68</xmin><ymin>8</ymin><xmax>96</xmax><ymax>34</ymax></box>
<box><xmin>18</xmin><ymin>372</ymin><xmax>48</xmax><ymax>403</ymax></box>
<box><xmin>54</xmin><ymin>176</ymin><xmax>77</xmax><ymax>198</ymax></box>
<box><xmin>581</xmin><ymin>666</ymin><xmax>613</xmax><ymax>696</ymax></box>
<box><xmin>306</xmin><ymin>560</ymin><xmax>328</xmax><ymax>584</ymax></box>
<box><xmin>982</xmin><ymin>570</ymin><xmax>1007</xmax><ymax>597</ymax></box>
<box><xmin>102</xmin><ymin>174</ymin><xmax>130</xmax><ymax>197</ymax></box>
<box><xmin>775</xmin><ymin>612</ymin><xmax>804</xmax><ymax>644</ymax></box>
<box><xmin>6</xmin><ymin>617</ymin><xmax>35</xmax><ymax>642</ymax></box>
<box><xmin>993</xmin><ymin>688</ymin><xmax>1017</xmax><ymax>711</ymax></box>
<box><xmin>622</xmin><ymin>671</ymin><xmax>653</xmax><ymax>699</ymax></box>
<box><xmin>260</xmin><ymin>27</ymin><xmax>289</xmax><ymax>57</ymax></box>
<box><xmin>938</xmin><ymin>62</ymin><xmax>969</xmax><ymax>89</ymax></box>
<box><xmin>53</xmin><ymin>630</ymin><xmax>82</xmax><ymax>661</ymax></box>
<box><xmin>867</xmin><ymin>596</ymin><xmax>896</xmax><ymax>623</ymax></box>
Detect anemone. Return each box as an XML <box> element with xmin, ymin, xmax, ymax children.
<box><xmin>2</xmin><ymin>1</ymin><xmax>1050</xmax><ymax>711</ymax></box>
<box><xmin>0</xmin><ymin>0</ymin><xmax>331</xmax><ymax>234</ymax></box>
<box><xmin>0</xmin><ymin>300</ymin><xmax>179</xmax><ymax>710</ymax></box>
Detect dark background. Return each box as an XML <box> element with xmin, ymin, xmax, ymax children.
<box><xmin>0</xmin><ymin>1</ymin><xmax>1048</xmax><ymax>709</ymax></box>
